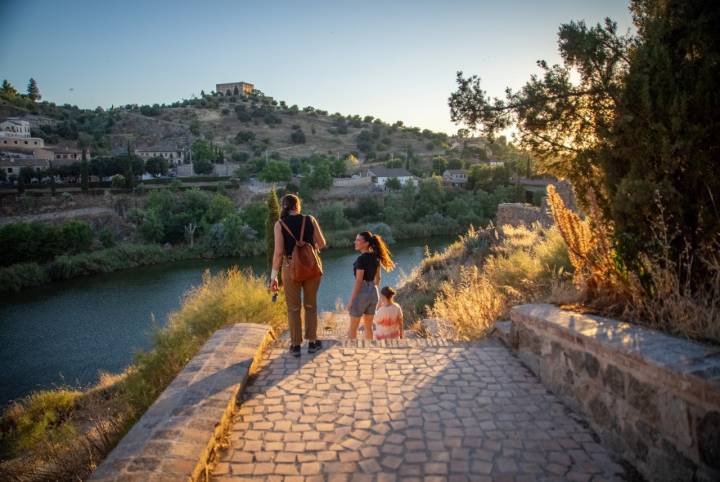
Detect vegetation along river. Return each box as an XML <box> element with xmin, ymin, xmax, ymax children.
<box><xmin>0</xmin><ymin>237</ymin><xmax>450</xmax><ymax>406</ymax></box>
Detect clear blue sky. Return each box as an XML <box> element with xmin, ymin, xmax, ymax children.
<box><xmin>0</xmin><ymin>0</ymin><xmax>633</xmax><ymax>134</ymax></box>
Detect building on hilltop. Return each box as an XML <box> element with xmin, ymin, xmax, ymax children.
<box><xmin>216</xmin><ymin>82</ymin><xmax>254</xmax><ymax>96</ymax></box>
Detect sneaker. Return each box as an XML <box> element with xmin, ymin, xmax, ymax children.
<box><xmin>308</xmin><ymin>340</ymin><xmax>322</xmax><ymax>353</ymax></box>
<box><xmin>290</xmin><ymin>345</ymin><xmax>301</xmax><ymax>357</ymax></box>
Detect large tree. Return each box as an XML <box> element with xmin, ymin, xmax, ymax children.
<box><xmin>27</xmin><ymin>78</ymin><xmax>41</xmax><ymax>101</ymax></box>
<box><xmin>448</xmin><ymin>0</ymin><xmax>720</xmax><ymax>284</ymax></box>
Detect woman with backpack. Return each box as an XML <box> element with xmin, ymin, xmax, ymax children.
<box><xmin>269</xmin><ymin>194</ymin><xmax>326</xmax><ymax>357</ymax></box>
<box><xmin>346</xmin><ymin>231</ymin><xmax>395</xmax><ymax>340</ymax></box>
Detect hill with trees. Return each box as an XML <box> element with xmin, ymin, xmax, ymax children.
<box><xmin>0</xmin><ymin>80</ymin><xmax>531</xmax><ymax>179</ymax></box>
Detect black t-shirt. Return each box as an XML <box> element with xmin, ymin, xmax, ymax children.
<box><xmin>280</xmin><ymin>214</ymin><xmax>315</xmax><ymax>256</ymax></box>
<box><xmin>353</xmin><ymin>252</ymin><xmax>379</xmax><ymax>281</ymax></box>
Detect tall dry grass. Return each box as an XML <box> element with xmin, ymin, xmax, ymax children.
<box><xmin>0</xmin><ymin>267</ymin><xmax>285</xmax><ymax>481</ymax></box>
<box><xmin>547</xmin><ymin>185</ymin><xmax>720</xmax><ymax>344</ymax></box>
<box><xmin>398</xmin><ymin>223</ymin><xmax>573</xmax><ymax>340</ymax></box>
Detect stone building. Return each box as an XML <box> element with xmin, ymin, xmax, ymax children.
<box><xmin>442</xmin><ymin>169</ymin><xmax>468</xmax><ymax>188</ymax></box>
<box><xmin>135</xmin><ymin>147</ymin><xmax>187</xmax><ymax>166</ymax></box>
<box><xmin>215</xmin><ymin>82</ymin><xmax>254</xmax><ymax>96</ymax></box>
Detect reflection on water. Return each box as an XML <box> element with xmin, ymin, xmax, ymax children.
<box><xmin>0</xmin><ymin>237</ymin><xmax>450</xmax><ymax>405</ymax></box>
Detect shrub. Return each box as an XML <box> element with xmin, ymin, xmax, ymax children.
<box><xmin>318</xmin><ymin>202</ymin><xmax>350</xmax><ymax>230</ymax></box>
<box><xmin>290</xmin><ymin>129</ymin><xmax>306</xmax><ymax>144</ymax></box>
<box><xmin>0</xmin><ymin>262</ymin><xmax>50</xmax><ymax>292</ymax></box>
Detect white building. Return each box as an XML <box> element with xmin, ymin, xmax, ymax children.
<box><xmin>0</xmin><ymin>118</ymin><xmax>31</xmax><ymax>138</ymax></box>
<box><xmin>363</xmin><ymin>167</ymin><xmax>416</xmax><ymax>188</ymax></box>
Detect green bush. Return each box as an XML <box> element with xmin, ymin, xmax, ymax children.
<box><xmin>318</xmin><ymin>202</ymin><xmax>351</xmax><ymax>230</ymax></box>
<box><xmin>0</xmin><ymin>262</ymin><xmax>50</xmax><ymax>292</ymax></box>
<box><xmin>0</xmin><ymin>220</ymin><xmax>93</xmax><ymax>266</ymax></box>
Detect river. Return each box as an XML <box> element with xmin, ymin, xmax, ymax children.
<box><xmin>0</xmin><ymin>237</ymin><xmax>450</xmax><ymax>406</ymax></box>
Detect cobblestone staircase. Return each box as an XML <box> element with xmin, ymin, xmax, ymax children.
<box><xmin>210</xmin><ymin>313</ymin><xmax>630</xmax><ymax>481</ymax></box>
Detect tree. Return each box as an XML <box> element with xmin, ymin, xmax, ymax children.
<box><xmin>307</xmin><ymin>161</ymin><xmax>332</xmax><ymax>190</ymax></box>
<box><xmin>235</xmin><ymin>130</ymin><xmax>256</xmax><ymax>144</ymax></box>
<box><xmin>448</xmin><ymin>0</ymin><xmax>720</xmax><ymax>285</ymax></box>
<box><xmin>193</xmin><ymin>158</ymin><xmax>213</xmax><ymax>175</ymax></box>
<box><xmin>123</xmin><ymin>142</ymin><xmax>136</xmax><ymax>189</ymax></box>
<box><xmin>266</xmin><ymin>187</ymin><xmax>281</xmax><ymax>276</ymax></box>
<box><xmin>80</xmin><ymin>149</ymin><xmax>89</xmax><ymax>191</ymax></box>
<box><xmin>145</xmin><ymin>156</ymin><xmax>170</xmax><ymax>177</ymax></box>
<box><xmin>258</xmin><ymin>161</ymin><xmax>292</xmax><ymax>183</ymax></box>
<box><xmin>27</xmin><ymin>78</ymin><xmax>41</xmax><ymax>101</ymax></box>
<box><xmin>290</xmin><ymin>128</ymin><xmax>306</xmax><ymax>144</ymax></box>
<box><xmin>432</xmin><ymin>156</ymin><xmax>448</xmax><ymax>175</ymax></box>
<box><xmin>385</xmin><ymin>177</ymin><xmax>402</xmax><ymax>190</ymax></box>
<box><xmin>318</xmin><ymin>202</ymin><xmax>350</xmax><ymax>230</ymax></box>
<box><xmin>447</xmin><ymin>158</ymin><xmax>465</xmax><ymax>170</ymax></box>
<box><xmin>1</xmin><ymin>80</ymin><xmax>18</xmax><ymax>98</ymax></box>
<box><xmin>192</xmin><ymin>139</ymin><xmax>215</xmax><ymax>161</ymax></box>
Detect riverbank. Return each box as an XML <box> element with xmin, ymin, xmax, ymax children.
<box><xmin>0</xmin><ymin>268</ymin><xmax>286</xmax><ymax>480</ymax></box>
<box><xmin>0</xmin><ymin>222</ymin><xmax>460</xmax><ymax>293</ymax></box>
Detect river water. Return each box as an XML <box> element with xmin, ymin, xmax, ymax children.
<box><xmin>0</xmin><ymin>237</ymin><xmax>450</xmax><ymax>406</ymax></box>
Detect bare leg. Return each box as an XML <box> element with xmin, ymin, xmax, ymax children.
<box><xmin>363</xmin><ymin>314</ymin><xmax>374</xmax><ymax>340</ymax></box>
<box><xmin>349</xmin><ymin>316</ymin><xmax>361</xmax><ymax>340</ymax></box>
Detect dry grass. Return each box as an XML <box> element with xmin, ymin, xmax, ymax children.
<box><xmin>397</xmin><ymin>223</ymin><xmax>573</xmax><ymax>340</ymax></box>
<box><xmin>547</xmin><ymin>185</ymin><xmax>720</xmax><ymax>345</ymax></box>
<box><xmin>0</xmin><ymin>267</ymin><xmax>285</xmax><ymax>480</ymax></box>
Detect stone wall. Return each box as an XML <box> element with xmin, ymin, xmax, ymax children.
<box><xmin>495</xmin><ymin>203</ymin><xmax>552</xmax><ymax>228</ymax></box>
<box><xmin>90</xmin><ymin>323</ymin><xmax>274</xmax><ymax>482</ymax></box>
<box><xmin>509</xmin><ymin>304</ymin><xmax>720</xmax><ymax>482</ymax></box>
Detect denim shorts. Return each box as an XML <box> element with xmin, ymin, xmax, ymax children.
<box><xmin>350</xmin><ymin>281</ymin><xmax>378</xmax><ymax>317</ymax></box>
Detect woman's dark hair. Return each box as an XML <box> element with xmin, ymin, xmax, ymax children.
<box><xmin>280</xmin><ymin>194</ymin><xmax>301</xmax><ymax>218</ymax></box>
<box><xmin>380</xmin><ymin>286</ymin><xmax>396</xmax><ymax>300</ymax></box>
<box><xmin>359</xmin><ymin>231</ymin><xmax>395</xmax><ymax>271</ymax></box>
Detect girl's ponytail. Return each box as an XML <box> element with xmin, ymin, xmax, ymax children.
<box><xmin>366</xmin><ymin>232</ymin><xmax>395</xmax><ymax>272</ymax></box>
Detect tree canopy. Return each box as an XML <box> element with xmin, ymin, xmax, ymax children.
<box><xmin>448</xmin><ymin>0</ymin><xmax>720</xmax><ymax>284</ymax></box>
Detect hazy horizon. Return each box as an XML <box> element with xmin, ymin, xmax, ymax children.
<box><xmin>1</xmin><ymin>0</ymin><xmax>633</xmax><ymax>134</ymax></box>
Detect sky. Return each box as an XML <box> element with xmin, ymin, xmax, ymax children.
<box><xmin>0</xmin><ymin>0</ymin><xmax>634</xmax><ymax>135</ymax></box>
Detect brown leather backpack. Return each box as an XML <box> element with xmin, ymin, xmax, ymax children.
<box><xmin>279</xmin><ymin>215</ymin><xmax>323</xmax><ymax>282</ymax></box>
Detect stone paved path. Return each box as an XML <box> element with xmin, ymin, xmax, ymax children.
<box><xmin>212</xmin><ymin>325</ymin><xmax>628</xmax><ymax>481</ymax></box>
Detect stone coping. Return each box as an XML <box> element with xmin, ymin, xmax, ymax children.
<box><xmin>510</xmin><ymin>303</ymin><xmax>720</xmax><ymax>410</ymax></box>
<box><xmin>90</xmin><ymin>323</ymin><xmax>274</xmax><ymax>482</ymax></box>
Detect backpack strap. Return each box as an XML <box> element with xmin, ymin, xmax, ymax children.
<box><xmin>278</xmin><ymin>219</ymin><xmax>297</xmax><ymax>242</ymax></box>
<box><xmin>297</xmin><ymin>216</ymin><xmax>307</xmax><ymax>247</ymax></box>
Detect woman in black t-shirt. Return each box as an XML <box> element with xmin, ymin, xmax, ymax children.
<box><xmin>346</xmin><ymin>230</ymin><xmax>395</xmax><ymax>340</ymax></box>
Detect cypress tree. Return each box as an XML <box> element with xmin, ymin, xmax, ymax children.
<box><xmin>266</xmin><ymin>186</ymin><xmax>281</xmax><ymax>280</ymax></box>
<box><xmin>27</xmin><ymin>78</ymin><xmax>40</xmax><ymax>101</ymax></box>
<box><xmin>80</xmin><ymin>149</ymin><xmax>89</xmax><ymax>191</ymax></box>
<box><xmin>124</xmin><ymin>141</ymin><xmax>135</xmax><ymax>189</ymax></box>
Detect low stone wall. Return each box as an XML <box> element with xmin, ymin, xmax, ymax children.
<box><xmin>90</xmin><ymin>323</ymin><xmax>274</xmax><ymax>482</ymax></box>
<box><xmin>332</xmin><ymin>176</ymin><xmax>372</xmax><ymax>188</ymax></box>
<box><xmin>495</xmin><ymin>202</ymin><xmax>552</xmax><ymax>228</ymax></box>
<box><xmin>509</xmin><ymin>304</ymin><xmax>720</xmax><ymax>482</ymax></box>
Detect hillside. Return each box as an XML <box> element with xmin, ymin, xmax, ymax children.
<box><xmin>1</xmin><ymin>89</ymin><xmax>505</xmax><ymax>174</ymax></box>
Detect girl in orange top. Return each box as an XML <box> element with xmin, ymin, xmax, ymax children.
<box><xmin>373</xmin><ymin>286</ymin><xmax>404</xmax><ymax>340</ymax></box>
